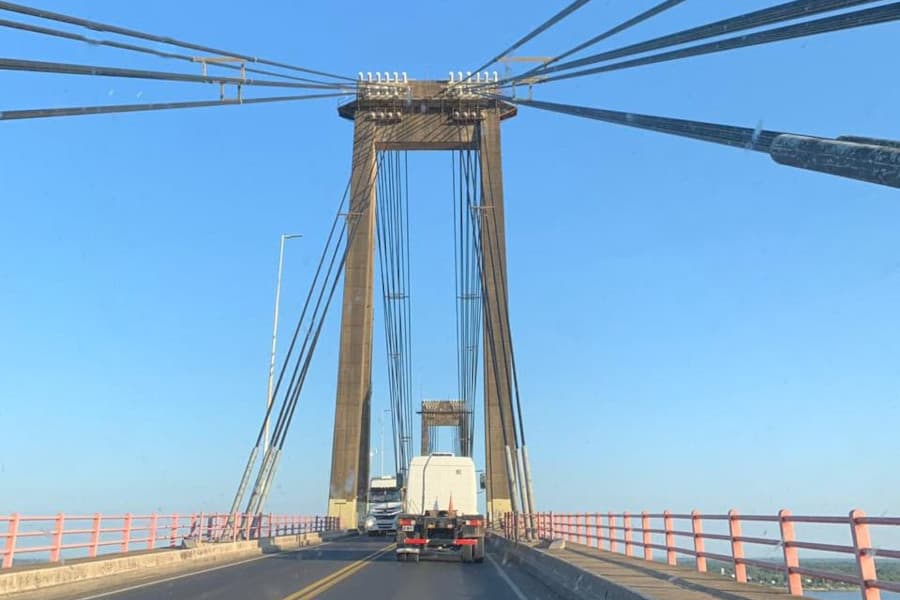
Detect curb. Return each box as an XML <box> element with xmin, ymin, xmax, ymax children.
<box><xmin>0</xmin><ymin>531</ymin><xmax>352</xmax><ymax>597</ymax></box>
<box><xmin>487</xmin><ymin>533</ymin><xmax>654</xmax><ymax>600</ymax></box>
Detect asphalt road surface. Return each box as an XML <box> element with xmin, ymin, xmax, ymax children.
<box><xmin>61</xmin><ymin>536</ymin><xmax>562</xmax><ymax>600</ymax></box>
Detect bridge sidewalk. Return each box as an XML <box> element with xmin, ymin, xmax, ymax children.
<box><xmin>539</xmin><ymin>541</ymin><xmax>805</xmax><ymax>600</ymax></box>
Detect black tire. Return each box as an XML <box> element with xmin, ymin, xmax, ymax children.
<box><xmin>414</xmin><ymin>552</ymin><xmax>420</xmax><ymax>563</ymax></box>
<box><xmin>396</xmin><ymin>552</ymin><xmax>405</xmax><ymax>562</ymax></box>
<box><xmin>462</xmin><ymin>544</ymin><xmax>474</xmax><ymax>563</ymax></box>
<box><xmin>474</xmin><ymin>538</ymin><xmax>485</xmax><ymax>563</ymax></box>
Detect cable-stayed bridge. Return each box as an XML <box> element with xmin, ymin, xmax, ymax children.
<box><xmin>2</xmin><ymin>2</ymin><xmax>899</xmax><ymax>599</ymax></box>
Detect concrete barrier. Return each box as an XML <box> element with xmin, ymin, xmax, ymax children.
<box><xmin>487</xmin><ymin>534</ymin><xmax>653</xmax><ymax>600</ymax></box>
<box><xmin>0</xmin><ymin>531</ymin><xmax>347</xmax><ymax>597</ymax></box>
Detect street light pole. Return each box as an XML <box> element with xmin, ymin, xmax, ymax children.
<box><xmin>264</xmin><ymin>233</ymin><xmax>302</xmax><ymax>455</ymax></box>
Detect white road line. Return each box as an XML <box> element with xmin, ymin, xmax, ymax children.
<box><xmin>74</xmin><ymin>541</ymin><xmax>335</xmax><ymax>600</ymax></box>
<box><xmin>487</xmin><ymin>554</ymin><xmax>529</xmax><ymax>600</ymax></box>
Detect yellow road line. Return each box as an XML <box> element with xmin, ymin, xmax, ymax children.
<box><xmin>281</xmin><ymin>543</ymin><xmax>396</xmax><ymax>600</ymax></box>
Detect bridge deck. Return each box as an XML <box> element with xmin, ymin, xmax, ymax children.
<box><xmin>550</xmin><ymin>541</ymin><xmax>806</xmax><ymax>599</ymax></box>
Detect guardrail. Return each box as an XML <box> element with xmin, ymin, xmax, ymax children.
<box><xmin>1</xmin><ymin>512</ymin><xmax>338</xmax><ymax>569</ymax></box>
<box><xmin>501</xmin><ymin>510</ymin><xmax>900</xmax><ymax>600</ymax></box>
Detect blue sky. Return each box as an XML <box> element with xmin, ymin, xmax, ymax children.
<box><xmin>1</xmin><ymin>0</ymin><xmax>898</xmax><ymax>531</ymax></box>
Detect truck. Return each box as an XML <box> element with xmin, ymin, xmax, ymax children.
<box><xmin>395</xmin><ymin>453</ymin><xmax>485</xmax><ymax>563</ymax></box>
<box><xmin>362</xmin><ymin>475</ymin><xmax>403</xmax><ymax>535</ymax></box>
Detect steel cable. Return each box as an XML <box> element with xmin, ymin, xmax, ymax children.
<box><xmin>0</xmin><ymin>92</ymin><xmax>352</xmax><ymax>121</ymax></box>
<box><xmin>522</xmin><ymin>0</ymin><xmax>882</xmax><ymax>79</ymax></box>
<box><xmin>0</xmin><ymin>1</ymin><xmax>354</xmax><ymax>82</ymax></box>
<box><xmin>468</xmin><ymin>0</ymin><xmax>592</xmax><ymax>78</ymax></box>
<box><xmin>536</xmin><ymin>1</ymin><xmax>900</xmax><ymax>84</ymax></box>
<box><xmin>0</xmin><ymin>57</ymin><xmax>349</xmax><ymax>90</ymax></box>
<box><xmin>0</xmin><ymin>18</ymin><xmax>340</xmax><ymax>85</ymax></box>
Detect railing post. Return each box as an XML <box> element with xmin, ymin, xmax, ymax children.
<box><xmin>609</xmin><ymin>512</ymin><xmax>618</xmax><ymax>553</ymax></box>
<box><xmin>148</xmin><ymin>513</ymin><xmax>158</xmax><ymax>550</ymax></box>
<box><xmin>314</xmin><ymin>516</ymin><xmax>319</xmax><ymax>533</ymax></box>
<box><xmin>778</xmin><ymin>509</ymin><xmax>803</xmax><ymax>596</ymax></box>
<box><xmin>121</xmin><ymin>513</ymin><xmax>133</xmax><ymax>554</ymax></box>
<box><xmin>89</xmin><ymin>513</ymin><xmax>102</xmax><ymax>558</ymax></box>
<box><xmin>664</xmin><ymin>510</ymin><xmax>676</xmax><ymax>566</ymax></box>
<box><xmin>231</xmin><ymin>512</ymin><xmax>239</xmax><ymax>542</ymax></box>
<box><xmin>642</xmin><ymin>512</ymin><xmax>652</xmax><ymax>561</ymax></box>
<box><xmin>243</xmin><ymin>512</ymin><xmax>252</xmax><ymax>540</ymax></box>
<box><xmin>3</xmin><ymin>513</ymin><xmax>20</xmax><ymax>569</ymax></box>
<box><xmin>50</xmin><ymin>513</ymin><xmax>65</xmax><ymax>562</ymax></box>
<box><xmin>849</xmin><ymin>509</ymin><xmax>880</xmax><ymax>600</ymax></box>
<box><xmin>169</xmin><ymin>514</ymin><xmax>179</xmax><ymax>548</ymax></box>
<box><xmin>267</xmin><ymin>513</ymin><xmax>273</xmax><ymax>538</ymax></box>
<box><xmin>199</xmin><ymin>512</ymin><xmax>206</xmax><ymax>543</ymax></box>
<box><xmin>596</xmin><ymin>512</ymin><xmax>603</xmax><ymax>549</ymax></box>
<box><xmin>728</xmin><ymin>509</ymin><xmax>747</xmax><ymax>583</ymax></box>
<box><xmin>691</xmin><ymin>510</ymin><xmax>706</xmax><ymax>572</ymax></box>
<box><xmin>624</xmin><ymin>512</ymin><xmax>634</xmax><ymax>557</ymax></box>
<box><xmin>548</xmin><ymin>511</ymin><xmax>554</xmax><ymax>539</ymax></box>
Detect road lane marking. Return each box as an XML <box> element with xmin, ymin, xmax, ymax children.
<box><xmin>74</xmin><ymin>541</ymin><xmax>336</xmax><ymax>600</ymax></box>
<box><xmin>281</xmin><ymin>543</ymin><xmax>395</xmax><ymax>600</ymax></box>
<box><xmin>487</xmin><ymin>554</ymin><xmax>529</xmax><ymax>600</ymax></box>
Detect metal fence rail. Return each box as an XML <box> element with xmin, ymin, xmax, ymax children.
<box><xmin>1</xmin><ymin>512</ymin><xmax>338</xmax><ymax>569</ymax></box>
<box><xmin>502</xmin><ymin>509</ymin><xmax>900</xmax><ymax>600</ymax></box>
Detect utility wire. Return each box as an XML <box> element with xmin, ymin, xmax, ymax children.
<box><xmin>0</xmin><ymin>1</ymin><xmax>354</xmax><ymax>82</ymax></box>
<box><xmin>516</xmin><ymin>0</ymin><xmax>884</xmax><ymax>82</ymax></box>
<box><xmin>0</xmin><ymin>17</ymin><xmax>337</xmax><ymax>85</ymax></box>
<box><xmin>0</xmin><ymin>92</ymin><xmax>351</xmax><ymax>121</ymax></box>
<box><xmin>0</xmin><ymin>57</ymin><xmax>349</xmax><ymax>89</ymax></box>
<box><xmin>536</xmin><ymin>1</ymin><xmax>900</xmax><ymax>84</ymax></box>
<box><xmin>468</xmin><ymin>0</ymin><xmax>592</xmax><ymax>78</ymax></box>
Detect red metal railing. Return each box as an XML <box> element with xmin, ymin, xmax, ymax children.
<box><xmin>501</xmin><ymin>509</ymin><xmax>900</xmax><ymax>600</ymax></box>
<box><xmin>1</xmin><ymin>512</ymin><xmax>338</xmax><ymax>569</ymax></box>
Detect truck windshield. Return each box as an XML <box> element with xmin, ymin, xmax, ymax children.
<box><xmin>369</xmin><ymin>489</ymin><xmax>401</xmax><ymax>502</ymax></box>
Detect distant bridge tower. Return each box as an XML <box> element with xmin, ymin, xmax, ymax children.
<box><xmin>327</xmin><ymin>76</ymin><xmax>518</xmax><ymax>528</ymax></box>
<box><xmin>419</xmin><ymin>400</ymin><xmax>470</xmax><ymax>456</ymax></box>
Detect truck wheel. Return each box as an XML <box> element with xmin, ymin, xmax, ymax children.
<box><xmin>396</xmin><ymin>552</ymin><xmax>405</xmax><ymax>562</ymax></box>
<box><xmin>413</xmin><ymin>552</ymin><xmax>420</xmax><ymax>563</ymax></box>
<box><xmin>462</xmin><ymin>544</ymin><xmax>474</xmax><ymax>563</ymax></box>
<box><xmin>474</xmin><ymin>539</ymin><xmax>485</xmax><ymax>563</ymax></box>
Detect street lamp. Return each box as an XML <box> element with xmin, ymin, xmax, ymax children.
<box><xmin>264</xmin><ymin>233</ymin><xmax>302</xmax><ymax>455</ymax></box>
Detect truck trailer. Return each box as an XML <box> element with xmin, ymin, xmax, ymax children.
<box><xmin>395</xmin><ymin>453</ymin><xmax>485</xmax><ymax>563</ymax></box>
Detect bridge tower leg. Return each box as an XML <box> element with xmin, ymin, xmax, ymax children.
<box><xmin>327</xmin><ymin>118</ymin><xmax>377</xmax><ymax>529</ymax></box>
<box><xmin>478</xmin><ymin>113</ymin><xmax>518</xmax><ymax>522</ymax></box>
<box><xmin>329</xmin><ymin>81</ymin><xmax>517</xmax><ymax>529</ymax></box>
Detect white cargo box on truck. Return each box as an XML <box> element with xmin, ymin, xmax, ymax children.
<box><xmin>404</xmin><ymin>454</ymin><xmax>478</xmax><ymax>516</ymax></box>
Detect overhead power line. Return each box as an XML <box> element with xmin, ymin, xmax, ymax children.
<box><xmin>504</xmin><ymin>96</ymin><xmax>900</xmax><ymax>189</ymax></box>
<box><xmin>0</xmin><ymin>1</ymin><xmax>354</xmax><ymax>82</ymax></box>
<box><xmin>468</xmin><ymin>0</ymin><xmax>592</xmax><ymax>78</ymax></box>
<box><xmin>0</xmin><ymin>92</ymin><xmax>352</xmax><ymax>121</ymax></box>
<box><xmin>536</xmin><ymin>1</ymin><xmax>900</xmax><ymax>84</ymax></box>
<box><xmin>521</xmin><ymin>0</ymin><xmax>884</xmax><ymax>81</ymax></box>
<box><xmin>0</xmin><ymin>57</ymin><xmax>350</xmax><ymax>90</ymax></box>
<box><xmin>0</xmin><ymin>17</ymin><xmax>335</xmax><ymax>85</ymax></box>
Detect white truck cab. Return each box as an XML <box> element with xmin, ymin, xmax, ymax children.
<box><xmin>363</xmin><ymin>475</ymin><xmax>402</xmax><ymax>535</ymax></box>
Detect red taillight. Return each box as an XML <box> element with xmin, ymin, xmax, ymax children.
<box><xmin>465</xmin><ymin>519</ymin><xmax>483</xmax><ymax>527</ymax></box>
<box><xmin>398</xmin><ymin>518</ymin><xmax>415</xmax><ymax>526</ymax></box>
